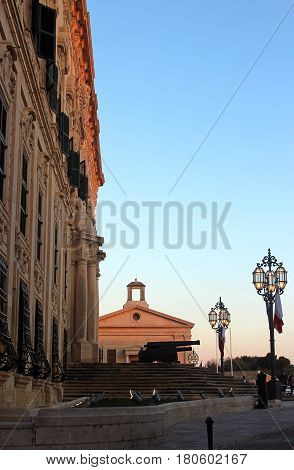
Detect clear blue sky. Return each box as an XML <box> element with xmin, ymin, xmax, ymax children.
<box><xmin>88</xmin><ymin>0</ymin><xmax>294</xmax><ymax>363</ymax></box>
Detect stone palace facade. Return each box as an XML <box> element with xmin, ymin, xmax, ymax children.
<box><xmin>0</xmin><ymin>0</ymin><xmax>105</xmax><ymax>407</ymax></box>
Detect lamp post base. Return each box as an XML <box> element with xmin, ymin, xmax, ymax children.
<box><xmin>267</xmin><ymin>379</ymin><xmax>282</xmax><ymax>401</ymax></box>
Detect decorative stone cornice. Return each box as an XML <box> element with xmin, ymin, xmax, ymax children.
<box><xmin>70</xmin><ymin>0</ymin><xmax>105</xmax><ymax>207</ymax></box>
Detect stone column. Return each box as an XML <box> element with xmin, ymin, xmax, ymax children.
<box><xmin>75</xmin><ymin>259</ymin><xmax>88</xmax><ymax>343</ymax></box>
<box><xmin>87</xmin><ymin>262</ymin><xmax>98</xmax><ymax>344</ymax></box>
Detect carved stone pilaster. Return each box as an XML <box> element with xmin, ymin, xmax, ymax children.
<box><xmin>15</xmin><ymin>232</ymin><xmax>30</xmax><ymax>277</ymax></box>
<box><xmin>62</xmin><ymin>302</ymin><xmax>70</xmax><ymax>329</ymax></box>
<box><xmin>21</xmin><ymin>108</ymin><xmax>36</xmax><ymax>154</ymax></box>
<box><xmin>52</xmin><ymin>285</ymin><xmax>59</xmax><ymax>315</ymax></box>
<box><xmin>24</xmin><ymin>29</ymin><xmax>39</xmax><ymax>77</ymax></box>
<box><xmin>54</xmin><ymin>195</ymin><xmax>63</xmax><ymax>223</ymax></box>
<box><xmin>37</xmin><ymin>154</ymin><xmax>50</xmax><ymax>189</ymax></box>
<box><xmin>34</xmin><ymin>260</ymin><xmax>44</xmax><ymax>298</ymax></box>
<box><xmin>0</xmin><ymin>41</ymin><xmax>18</xmax><ymax>100</ymax></box>
<box><xmin>75</xmin><ymin>199</ymin><xmax>87</xmax><ymax>233</ymax></box>
<box><xmin>63</xmin><ymin>224</ymin><xmax>73</xmax><ymax>249</ymax></box>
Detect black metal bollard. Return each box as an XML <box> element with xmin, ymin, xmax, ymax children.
<box><xmin>205</xmin><ymin>416</ymin><xmax>214</xmax><ymax>450</ymax></box>
<box><xmin>256</xmin><ymin>371</ymin><xmax>268</xmax><ymax>409</ymax></box>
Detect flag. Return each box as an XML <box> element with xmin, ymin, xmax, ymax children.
<box><xmin>218</xmin><ymin>326</ymin><xmax>226</xmax><ymax>354</ymax></box>
<box><xmin>274</xmin><ymin>288</ymin><xmax>284</xmax><ymax>334</ymax></box>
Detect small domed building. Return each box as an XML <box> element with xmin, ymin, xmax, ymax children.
<box><xmin>99</xmin><ymin>280</ymin><xmax>194</xmax><ymax>364</ymax></box>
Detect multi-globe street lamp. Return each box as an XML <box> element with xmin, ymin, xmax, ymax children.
<box><xmin>208</xmin><ymin>297</ymin><xmax>231</xmax><ymax>374</ymax></box>
<box><xmin>253</xmin><ymin>249</ymin><xmax>287</xmax><ymax>399</ymax></box>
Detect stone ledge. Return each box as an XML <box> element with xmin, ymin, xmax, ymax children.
<box><xmin>0</xmin><ymin>396</ymin><xmax>256</xmax><ymax>449</ymax></box>
<box><xmin>0</xmin><ymin>372</ymin><xmax>11</xmax><ymax>385</ymax></box>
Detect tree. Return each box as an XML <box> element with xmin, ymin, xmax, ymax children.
<box><xmin>205</xmin><ymin>355</ymin><xmax>293</xmax><ymax>376</ymax></box>
<box><xmin>276</xmin><ymin>356</ymin><xmax>291</xmax><ymax>376</ymax></box>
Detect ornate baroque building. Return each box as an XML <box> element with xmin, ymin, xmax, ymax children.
<box><xmin>0</xmin><ymin>0</ymin><xmax>105</xmax><ymax>407</ymax></box>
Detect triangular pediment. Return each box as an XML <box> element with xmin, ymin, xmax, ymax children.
<box><xmin>99</xmin><ymin>305</ymin><xmax>194</xmax><ymax>329</ymax></box>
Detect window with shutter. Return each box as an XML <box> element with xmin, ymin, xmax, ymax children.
<box><xmin>17</xmin><ymin>282</ymin><xmax>36</xmax><ymax>376</ymax></box>
<box><xmin>51</xmin><ymin>317</ymin><xmax>64</xmax><ymax>382</ymax></box>
<box><xmin>32</xmin><ymin>0</ymin><xmax>56</xmax><ymax>62</ymax></box>
<box><xmin>59</xmin><ymin>112</ymin><xmax>69</xmax><ymax>157</ymax></box>
<box><xmin>63</xmin><ymin>329</ymin><xmax>68</xmax><ymax>376</ymax></box>
<box><xmin>79</xmin><ymin>174</ymin><xmax>88</xmax><ymax>201</ymax></box>
<box><xmin>78</xmin><ymin>160</ymin><xmax>88</xmax><ymax>202</ymax></box>
<box><xmin>64</xmin><ymin>252</ymin><xmax>68</xmax><ymax>300</ymax></box>
<box><xmin>53</xmin><ymin>225</ymin><xmax>58</xmax><ymax>285</ymax></box>
<box><xmin>36</xmin><ymin>191</ymin><xmax>43</xmax><ymax>261</ymax></box>
<box><xmin>98</xmin><ymin>348</ymin><xmax>104</xmax><ymax>364</ymax></box>
<box><xmin>68</xmin><ymin>149</ymin><xmax>80</xmax><ymax>187</ymax></box>
<box><xmin>0</xmin><ymin>98</ymin><xmax>7</xmax><ymax>201</ymax></box>
<box><xmin>34</xmin><ymin>301</ymin><xmax>51</xmax><ymax>379</ymax></box>
<box><xmin>46</xmin><ymin>62</ymin><xmax>58</xmax><ymax>113</ymax></box>
<box><xmin>56</xmin><ymin>95</ymin><xmax>61</xmax><ymax>138</ymax></box>
<box><xmin>20</xmin><ymin>155</ymin><xmax>28</xmax><ymax>236</ymax></box>
<box><xmin>0</xmin><ymin>257</ymin><xmax>17</xmax><ymax>372</ymax></box>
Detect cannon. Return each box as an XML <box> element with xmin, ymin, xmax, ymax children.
<box><xmin>138</xmin><ymin>340</ymin><xmax>200</xmax><ymax>363</ymax></box>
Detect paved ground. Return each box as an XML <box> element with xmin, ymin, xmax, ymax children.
<box><xmin>142</xmin><ymin>402</ymin><xmax>294</xmax><ymax>450</ymax></box>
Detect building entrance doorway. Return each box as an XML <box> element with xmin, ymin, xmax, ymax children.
<box><xmin>129</xmin><ymin>355</ymin><xmax>138</xmax><ymax>363</ymax></box>
<box><xmin>107</xmin><ymin>349</ymin><xmax>116</xmax><ymax>363</ymax></box>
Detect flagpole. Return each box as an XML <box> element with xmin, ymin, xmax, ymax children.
<box><xmin>216</xmin><ymin>330</ymin><xmax>219</xmax><ymax>373</ymax></box>
<box><xmin>230</xmin><ymin>327</ymin><xmax>233</xmax><ymax>377</ymax></box>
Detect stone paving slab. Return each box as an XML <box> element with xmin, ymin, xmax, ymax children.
<box><xmin>142</xmin><ymin>402</ymin><xmax>294</xmax><ymax>450</ymax></box>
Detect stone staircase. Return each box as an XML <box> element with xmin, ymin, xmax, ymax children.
<box><xmin>63</xmin><ymin>363</ymin><xmax>257</xmax><ymax>402</ymax></box>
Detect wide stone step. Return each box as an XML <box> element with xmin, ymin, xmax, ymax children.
<box><xmin>64</xmin><ymin>381</ymin><xmax>254</xmax><ymax>388</ymax></box>
<box><xmin>63</xmin><ymin>364</ymin><xmax>256</xmax><ymax>403</ymax></box>
<box><xmin>64</xmin><ymin>388</ymin><xmax>254</xmax><ymax>394</ymax></box>
<box><xmin>65</xmin><ymin>375</ymin><xmax>249</xmax><ymax>383</ymax></box>
<box><xmin>64</xmin><ymin>381</ymin><xmax>254</xmax><ymax>389</ymax></box>
<box><xmin>64</xmin><ymin>387</ymin><xmax>254</xmax><ymax>394</ymax></box>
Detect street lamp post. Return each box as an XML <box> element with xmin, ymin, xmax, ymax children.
<box><xmin>253</xmin><ymin>249</ymin><xmax>287</xmax><ymax>399</ymax></box>
<box><xmin>208</xmin><ymin>297</ymin><xmax>231</xmax><ymax>374</ymax></box>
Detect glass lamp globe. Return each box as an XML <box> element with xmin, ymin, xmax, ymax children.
<box><xmin>208</xmin><ymin>309</ymin><xmax>218</xmax><ymax>328</ymax></box>
<box><xmin>275</xmin><ymin>266</ymin><xmax>287</xmax><ymax>290</ymax></box>
<box><xmin>253</xmin><ymin>266</ymin><xmax>265</xmax><ymax>290</ymax></box>
<box><xmin>220</xmin><ymin>308</ymin><xmax>231</xmax><ymax>327</ymax></box>
<box><xmin>265</xmin><ymin>270</ymin><xmax>277</xmax><ymax>293</ymax></box>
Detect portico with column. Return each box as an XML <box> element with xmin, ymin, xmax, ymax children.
<box><xmin>71</xmin><ymin>201</ymin><xmax>105</xmax><ymax>363</ymax></box>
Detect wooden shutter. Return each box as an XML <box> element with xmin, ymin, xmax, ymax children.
<box><xmin>78</xmin><ymin>160</ymin><xmax>88</xmax><ymax>201</ymax></box>
<box><xmin>68</xmin><ymin>150</ymin><xmax>80</xmax><ymax>188</ymax></box>
<box><xmin>17</xmin><ymin>282</ymin><xmax>36</xmax><ymax>376</ymax></box>
<box><xmin>63</xmin><ymin>329</ymin><xmax>68</xmax><ymax>375</ymax></box>
<box><xmin>34</xmin><ymin>301</ymin><xmax>51</xmax><ymax>379</ymax></box>
<box><xmin>32</xmin><ymin>0</ymin><xmax>56</xmax><ymax>62</ymax></box>
<box><xmin>46</xmin><ymin>62</ymin><xmax>58</xmax><ymax>113</ymax></box>
<box><xmin>79</xmin><ymin>174</ymin><xmax>88</xmax><ymax>201</ymax></box>
<box><xmin>59</xmin><ymin>112</ymin><xmax>69</xmax><ymax>157</ymax></box>
<box><xmin>0</xmin><ymin>257</ymin><xmax>17</xmax><ymax>372</ymax></box>
<box><xmin>0</xmin><ymin>99</ymin><xmax>7</xmax><ymax>201</ymax></box>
